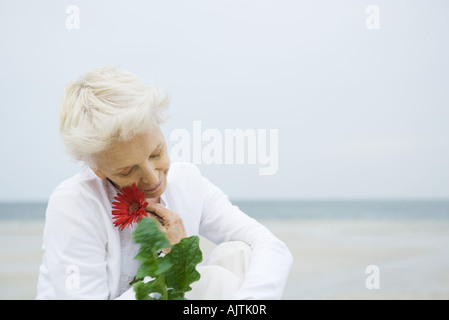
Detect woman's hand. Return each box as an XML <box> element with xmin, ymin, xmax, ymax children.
<box><xmin>145</xmin><ymin>202</ymin><xmax>187</xmax><ymax>248</ymax></box>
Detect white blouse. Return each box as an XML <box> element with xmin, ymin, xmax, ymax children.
<box><xmin>36</xmin><ymin>162</ymin><xmax>293</xmax><ymax>299</ymax></box>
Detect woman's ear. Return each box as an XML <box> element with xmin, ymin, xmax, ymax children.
<box><xmin>91</xmin><ymin>168</ymin><xmax>107</xmax><ymax>179</ymax></box>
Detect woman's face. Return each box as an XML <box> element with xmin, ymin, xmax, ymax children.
<box><xmin>92</xmin><ymin>127</ymin><xmax>170</xmax><ymax>200</ymax></box>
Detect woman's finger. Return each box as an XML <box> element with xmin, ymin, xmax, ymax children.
<box><xmin>145</xmin><ymin>202</ymin><xmax>187</xmax><ymax>245</ymax></box>
<box><xmin>145</xmin><ymin>203</ymin><xmax>176</xmax><ymax>226</ymax></box>
<box><xmin>146</xmin><ymin>211</ymin><xmax>164</xmax><ymax>225</ymax></box>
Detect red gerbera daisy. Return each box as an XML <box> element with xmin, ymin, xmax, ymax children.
<box><xmin>112</xmin><ymin>183</ymin><xmax>149</xmax><ymax>231</ymax></box>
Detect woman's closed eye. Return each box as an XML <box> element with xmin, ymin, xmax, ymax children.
<box><xmin>120</xmin><ymin>168</ymin><xmax>134</xmax><ymax>177</ymax></box>
<box><xmin>149</xmin><ymin>146</ymin><xmax>162</xmax><ymax>159</ymax></box>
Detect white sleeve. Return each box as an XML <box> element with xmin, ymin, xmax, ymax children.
<box><xmin>39</xmin><ymin>188</ymin><xmax>111</xmax><ymax>299</ymax></box>
<box><xmin>198</xmin><ymin>175</ymin><xmax>293</xmax><ymax>300</ymax></box>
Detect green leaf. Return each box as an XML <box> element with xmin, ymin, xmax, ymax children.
<box><xmin>165</xmin><ymin>236</ymin><xmax>203</xmax><ymax>299</ymax></box>
<box><xmin>133</xmin><ymin>276</ymin><xmax>167</xmax><ymax>300</ymax></box>
<box><xmin>132</xmin><ymin>217</ymin><xmax>170</xmax><ymax>255</ymax></box>
<box><xmin>131</xmin><ymin>217</ymin><xmax>203</xmax><ymax>300</ymax></box>
<box><xmin>135</xmin><ymin>256</ymin><xmax>171</xmax><ymax>280</ymax></box>
<box><xmin>132</xmin><ymin>217</ymin><xmax>171</xmax><ymax>279</ymax></box>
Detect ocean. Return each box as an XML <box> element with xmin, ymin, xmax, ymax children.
<box><xmin>1</xmin><ymin>200</ymin><xmax>448</xmax><ymax>221</ymax></box>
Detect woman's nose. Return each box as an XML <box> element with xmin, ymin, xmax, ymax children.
<box><xmin>140</xmin><ymin>162</ymin><xmax>159</xmax><ymax>185</ymax></box>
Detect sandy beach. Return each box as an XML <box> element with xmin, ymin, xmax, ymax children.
<box><xmin>1</xmin><ymin>218</ymin><xmax>449</xmax><ymax>300</ymax></box>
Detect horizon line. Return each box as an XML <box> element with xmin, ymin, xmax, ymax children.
<box><xmin>1</xmin><ymin>197</ymin><xmax>449</xmax><ymax>204</ymax></box>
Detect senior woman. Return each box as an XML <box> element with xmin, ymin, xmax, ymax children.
<box><xmin>36</xmin><ymin>65</ymin><xmax>292</xmax><ymax>300</ymax></box>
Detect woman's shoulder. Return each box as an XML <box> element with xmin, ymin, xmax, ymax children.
<box><xmin>52</xmin><ymin>166</ymin><xmax>105</xmax><ymax>197</ymax></box>
<box><xmin>48</xmin><ymin>166</ymin><xmax>110</xmax><ymax>217</ymax></box>
<box><xmin>43</xmin><ymin>167</ymin><xmax>111</xmax><ymax>254</ymax></box>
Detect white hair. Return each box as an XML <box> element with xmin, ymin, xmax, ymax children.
<box><xmin>58</xmin><ymin>65</ymin><xmax>169</xmax><ymax>167</ymax></box>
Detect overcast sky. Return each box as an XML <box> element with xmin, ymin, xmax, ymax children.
<box><xmin>1</xmin><ymin>0</ymin><xmax>448</xmax><ymax>201</ymax></box>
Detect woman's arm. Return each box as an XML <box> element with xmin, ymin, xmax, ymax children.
<box><xmin>38</xmin><ymin>188</ymin><xmax>112</xmax><ymax>299</ymax></box>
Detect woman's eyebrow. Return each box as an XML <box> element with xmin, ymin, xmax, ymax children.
<box><xmin>151</xmin><ymin>143</ymin><xmax>162</xmax><ymax>153</ymax></box>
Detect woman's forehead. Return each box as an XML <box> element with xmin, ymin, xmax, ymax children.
<box><xmin>98</xmin><ymin>129</ymin><xmax>164</xmax><ymax>170</ymax></box>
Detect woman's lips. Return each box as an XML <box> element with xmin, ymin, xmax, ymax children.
<box><xmin>144</xmin><ymin>180</ymin><xmax>162</xmax><ymax>193</ymax></box>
